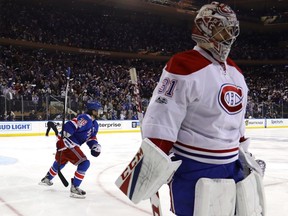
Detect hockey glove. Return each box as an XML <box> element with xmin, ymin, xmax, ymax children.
<box><xmin>239</xmin><ymin>138</ymin><xmax>266</xmax><ymax>177</ymax></box>
<box><xmin>91</xmin><ymin>144</ymin><xmax>101</xmax><ymax>157</ymax></box>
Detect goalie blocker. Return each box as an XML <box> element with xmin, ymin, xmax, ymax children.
<box><xmin>115</xmin><ymin>138</ymin><xmax>182</xmax><ymax>204</ymax></box>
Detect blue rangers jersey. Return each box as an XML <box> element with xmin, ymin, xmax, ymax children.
<box><xmin>61</xmin><ymin>114</ymin><xmax>99</xmax><ymax>149</ymax></box>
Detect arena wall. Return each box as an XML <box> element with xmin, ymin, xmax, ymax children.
<box><xmin>0</xmin><ymin>119</ymin><xmax>287</xmax><ymax>137</ymax></box>
<box><xmin>0</xmin><ymin>120</ymin><xmax>140</xmax><ymax>137</ymax></box>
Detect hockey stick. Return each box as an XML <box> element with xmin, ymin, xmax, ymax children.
<box><xmin>57</xmin><ymin>67</ymin><xmax>71</xmax><ymax>187</ymax></box>
<box><xmin>129</xmin><ymin>68</ymin><xmax>163</xmax><ymax>216</ymax></box>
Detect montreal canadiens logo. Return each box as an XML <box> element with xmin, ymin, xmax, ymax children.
<box><xmin>218</xmin><ymin>84</ymin><xmax>243</xmax><ymax>114</ymax></box>
<box><xmin>218</xmin><ymin>4</ymin><xmax>234</xmax><ymax>16</ymax></box>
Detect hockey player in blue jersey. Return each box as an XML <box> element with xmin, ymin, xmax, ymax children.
<box><xmin>40</xmin><ymin>101</ymin><xmax>102</xmax><ymax>198</ymax></box>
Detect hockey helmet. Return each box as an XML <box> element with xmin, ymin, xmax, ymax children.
<box><xmin>86</xmin><ymin>101</ymin><xmax>101</xmax><ymax>111</ymax></box>
<box><xmin>192</xmin><ymin>1</ymin><xmax>239</xmax><ymax>62</ymax></box>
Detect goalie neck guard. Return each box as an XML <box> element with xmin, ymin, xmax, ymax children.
<box><xmin>192</xmin><ymin>1</ymin><xmax>240</xmax><ymax>62</ymax></box>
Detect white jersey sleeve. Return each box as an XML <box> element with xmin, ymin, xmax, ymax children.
<box><xmin>142</xmin><ymin>70</ymin><xmax>191</xmax><ymax>142</ymax></box>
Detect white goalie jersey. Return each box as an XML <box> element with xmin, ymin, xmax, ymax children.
<box><xmin>142</xmin><ymin>46</ymin><xmax>248</xmax><ymax>165</ymax></box>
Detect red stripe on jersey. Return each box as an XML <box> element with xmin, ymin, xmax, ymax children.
<box><xmin>239</xmin><ymin>136</ymin><xmax>247</xmax><ymax>142</ymax></box>
<box><xmin>227</xmin><ymin>57</ymin><xmax>242</xmax><ymax>74</ymax></box>
<box><xmin>149</xmin><ymin>138</ymin><xmax>173</xmax><ymax>155</ymax></box>
<box><xmin>176</xmin><ymin>142</ymin><xmax>239</xmax><ymax>153</ymax></box>
<box><xmin>165</xmin><ymin>50</ymin><xmax>212</xmax><ymax>75</ymax></box>
<box><xmin>71</xmin><ymin>118</ymin><xmax>78</xmax><ymax>127</ymax></box>
<box><xmin>87</xmin><ymin>136</ymin><xmax>97</xmax><ymax>142</ymax></box>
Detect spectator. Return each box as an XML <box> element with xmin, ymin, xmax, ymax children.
<box><xmin>29</xmin><ymin>110</ymin><xmax>37</xmax><ymax>120</ymax></box>
<box><xmin>5</xmin><ymin>111</ymin><xmax>16</xmax><ymax>121</ymax></box>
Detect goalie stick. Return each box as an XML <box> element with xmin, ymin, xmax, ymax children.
<box><xmin>129</xmin><ymin>68</ymin><xmax>163</xmax><ymax>216</ymax></box>
<box><xmin>57</xmin><ymin>67</ymin><xmax>71</xmax><ymax>187</ymax></box>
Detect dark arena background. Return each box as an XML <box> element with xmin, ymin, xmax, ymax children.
<box><xmin>0</xmin><ymin>0</ymin><xmax>287</xmax><ymax>215</ymax></box>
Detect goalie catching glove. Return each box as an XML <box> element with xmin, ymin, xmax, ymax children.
<box><xmin>115</xmin><ymin>138</ymin><xmax>182</xmax><ymax>204</ymax></box>
<box><xmin>239</xmin><ymin>138</ymin><xmax>266</xmax><ymax>177</ymax></box>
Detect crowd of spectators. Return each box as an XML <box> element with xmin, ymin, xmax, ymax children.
<box><xmin>1</xmin><ymin>45</ymin><xmax>287</xmax><ymax>120</ymax></box>
<box><xmin>0</xmin><ymin>0</ymin><xmax>193</xmax><ymax>56</ymax></box>
<box><xmin>0</xmin><ymin>0</ymin><xmax>287</xmax><ymax>120</ymax></box>
<box><xmin>1</xmin><ymin>0</ymin><xmax>287</xmax><ymax>59</ymax></box>
<box><xmin>0</xmin><ymin>45</ymin><xmax>162</xmax><ymax>120</ymax></box>
<box><xmin>244</xmin><ymin>65</ymin><xmax>288</xmax><ymax>118</ymax></box>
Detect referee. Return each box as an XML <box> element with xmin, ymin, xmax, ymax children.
<box><xmin>45</xmin><ymin>121</ymin><xmax>60</xmax><ymax>136</ymax></box>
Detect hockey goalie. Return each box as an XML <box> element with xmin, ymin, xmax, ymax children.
<box><xmin>116</xmin><ymin>2</ymin><xmax>266</xmax><ymax>215</ymax></box>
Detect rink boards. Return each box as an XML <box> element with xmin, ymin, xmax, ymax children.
<box><xmin>0</xmin><ymin>119</ymin><xmax>287</xmax><ymax>137</ymax></box>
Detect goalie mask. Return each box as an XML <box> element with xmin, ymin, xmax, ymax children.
<box><xmin>192</xmin><ymin>1</ymin><xmax>240</xmax><ymax>62</ymax></box>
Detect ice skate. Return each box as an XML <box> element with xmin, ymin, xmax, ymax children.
<box><xmin>39</xmin><ymin>174</ymin><xmax>53</xmax><ymax>186</ymax></box>
<box><xmin>70</xmin><ymin>179</ymin><xmax>86</xmax><ymax>199</ymax></box>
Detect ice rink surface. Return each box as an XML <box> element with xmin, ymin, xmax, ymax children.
<box><xmin>0</xmin><ymin>128</ymin><xmax>288</xmax><ymax>216</ymax></box>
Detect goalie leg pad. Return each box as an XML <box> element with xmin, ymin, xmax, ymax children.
<box><xmin>193</xmin><ymin>178</ymin><xmax>236</xmax><ymax>216</ymax></box>
<box><xmin>115</xmin><ymin>138</ymin><xmax>182</xmax><ymax>204</ymax></box>
<box><xmin>236</xmin><ymin>171</ymin><xmax>266</xmax><ymax>216</ymax></box>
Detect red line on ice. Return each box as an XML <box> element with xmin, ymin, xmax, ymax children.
<box><xmin>97</xmin><ymin>163</ymin><xmax>151</xmax><ymax>215</ymax></box>
<box><xmin>0</xmin><ymin>196</ymin><xmax>24</xmax><ymax>216</ymax></box>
